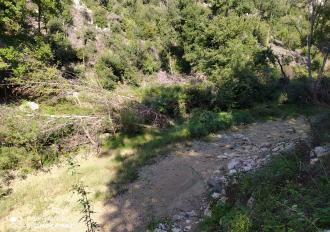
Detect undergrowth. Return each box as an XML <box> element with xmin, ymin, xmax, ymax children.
<box><xmin>198</xmin><ymin>108</ymin><xmax>330</xmax><ymax>232</ymax></box>
<box><xmin>199</xmin><ymin>152</ymin><xmax>330</xmax><ymax>232</ymax></box>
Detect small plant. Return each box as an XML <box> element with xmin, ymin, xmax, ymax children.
<box><xmin>68</xmin><ymin>158</ymin><xmax>99</xmax><ymax>232</ymax></box>
<box><xmin>73</xmin><ymin>182</ymin><xmax>99</xmax><ymax>232</ymax></box>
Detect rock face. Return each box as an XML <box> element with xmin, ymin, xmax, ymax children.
<box><xmin>101</xmin><ymin>117</ymin><xmax>311</xmax><ymax>232</ymax></box>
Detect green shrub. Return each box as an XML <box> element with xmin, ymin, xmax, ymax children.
<box><xmin>185</xmin><ymin>83</ymin><xmax>218</xmax><ymax>111</ymax></box>
<box><xmin>286</xmin><ymin>77</ymin><xmax>312</xmax><ymax>104</ymax></box>
<box><xmin>142</xmin><ymin>86</ymin><xmax>186</xmax><ymax>119</ymax></box>
<box><xmin>47</xmin><ymin>18</ymin><xmax>64</xmax><ymax>34</ymax></box>
<box><xmin>215</xmin><ymin>69</ymin><xmax>268</xmax><ymax>109</ymax></box>
<box><xmin>0</xmin><ymin>147</ymin><xmax>25</xmax><ymax>170</ymax></box>
<box><xmin>188</xmin><ymin>110</ymin><xmax>220</xmax><ymax>137</ymax></box>
<box><xmin>84</xmin><ymin>28</ymin><xmax>96</xmax><ymax>43</ymax></box>
<box><xmin>142</xmin><ymin>53</ymin><xmax>161</xmax><ymax>74</ymax></box>
<box><xmin>310</xmin><ymin>112</ymin><xmax>330</xmax><ymax>145</ymax></box>
<box><xmin>96</xmin><ymin>53</ymin><xmax>138</xmax><ymax>89</ymax></box>
<box><xmin>119</xmin><ymin>108</ymin><xmax>144</xmax><ymax>135</ymax></box>
<box><xmin>96</xmin><ymin>53</ymin><xmax>124</xmax><ymax>89</ymax></box>
<box><xmin>94</xmin><ymin>6</ymin><xmax>108</xmax><ymax>27</ymax></box>
<box><xmin>50</xmin><ymin>33</ymin><xmax>78</xmax><ymax>64</ymax></box>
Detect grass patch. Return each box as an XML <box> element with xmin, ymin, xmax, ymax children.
<box><xmin>199</xmin><ymin>152</ymin><xmax>330</xmax><ymax>232</ymax></box>
<box><xmin>41</xmin><ymin>100</ymin><xmax>94</xmax><ymax>115</ymax></box>
<box><xmin>106</xmin><ymin>103</ymin><xmax>326</xmax><ymax>196</ymax></box>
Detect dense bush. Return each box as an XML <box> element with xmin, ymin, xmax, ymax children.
<box><xmin>119</xmin><ymin>107</ymin><xmax>144</xmax><ymax>135</ymax></box>
<box><xmin>286</xmin><ymin>77</ymin><xmax>312</xmax><ymax>104</ymax></box>
<box><xmin>47</xmin><ymin>18</ymin><xmax>64</xmax><ymax>34</ymax></box>
<box><xmin>142</xmin><ymin>77</ymin><xmax>279</xmax><ymax>119</ymax></box>
<box><xmin>0</xmin><ymin>113</ymin><xmax>75</xmax><ymax>171</ymax></box>
<box><xmin>185</xmin><ymin>83</ymin><xmax>218</xmax><ymax>111</ymax></box>
<box><xmin>96</xmin><ymin>53</ymin><xmax>138</xmax><ymax>89</ymax></box>
<box><xmin>94</xmin><ymin>6</ymin><xmax>108</xmax><ymax>27</ymax></box>
<box><xmin>143</xmin><ymin>85</ymin><xmax>186</xmax><ymax>119</ymax></box>
<box><xmin>188</xmin><ymin>109</ymin><xmax>226</xmax><ymax>138</ymax></box>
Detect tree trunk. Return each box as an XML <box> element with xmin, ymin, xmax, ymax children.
<box><xmin>307</xmin><ymin>1</ymin><xmax>316</xmax><ymax>81</ymax></box>
<box><xmin>307</xmin><ymin>28</ymin><xmax>314</xmax><ymax>80</ymax></box>
<box><xmin>37</xmin><ymin>4</ymin><xmax>42</xmax><ymax>33</ymax></box>
<box><xmin>275</xmin><ymin>55</ymin><xmax>288</xmax><ymax>80</ymax></box>
<box><xmin>318</xmin><ymin>49</ymin><xmax>329</xmax><ymax>79</ymax></box>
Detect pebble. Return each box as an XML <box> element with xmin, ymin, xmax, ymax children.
<box><xmin>173</xmin><ymin>214</ymin><xmax>183</xmax><ymax>221</ymax></box>
<box><xmin>217</xmin><ymin>155</ymin><xmax>227</xmax><ymax>159</ymax></box>
<box><xmin>184</xmin><ymin>225</ymin><xmax>192</xmax><ymax>231</ymax></box>
<box><xmin>204</xmin><ymin>207</ymin><xmax>212</xmax><ymax>217</ymax></box>
<box><xmin>207</xmin><ymin>177</ymin><xmax>223</xmax><ymax>193</ymax></box>
<box><xmin>172</xmin><ymin>228</ymin><xmax>181</xmax><ymax>232</ymax></box>
<box><xmin>9</xmin><ymin>217</ymin><xmax>17</xmax><ymax>223</ymax></box>
<box><xmin>211</xmin><ymin>192</ymin><xmax>221</xmax><ymax>199</ymax></box>
<box><xmin>229</xmin><ymin>169</ymin><xmax>237</xmax><ymax>175</ymax></box>
<box><xmin>225</xmin><ymin>144</ymin><xmax>234</xmax><ymax>149</ymax></box>
<box><xmin>311</xmin><ymin>145</ymin><xmax>330</xmax><ymax>157</ymax></box>
<box><xmin>186</xmin><ymin>210</ymin><xmax>197</xmax><ymax>217</ymax></box>
<box><xmin>310</xmin><ymin>158</ymin><xmax>319</xmax><ymax>165</ymax></box>
<box><xmin>260</xmin><ymin>142</ymin><xmax>271</xmax><ymax>148</ymax></box>
<box><xmin>227</xmin><ymin>159</ymin><xmax>240</xmax><ymax>170</ymax></box>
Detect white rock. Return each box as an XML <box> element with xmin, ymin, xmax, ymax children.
<box><xmin>260</xmin><ymin>142</ymin><xmax>271</xmax><ymax>148</ymax></box>
<box><xmin>242</xmin><ymin>164</ymin><xmax>254</xmax><ymax>172</ymax></box>
<box><xmin>227</xmin><ymin>159</ymin><xmax>240</xmax><ymax>170</ymax></box>
<box><xmin>72</xmin><ymin>91</ymin><xmax>80</xmax><ymax>98</ymax></box>
<box><xmin>184</xmin><ymin>225</ymin><xmax>192</xmax><ymax>231</ymax></box>
<box><xmin>204</xmin><ymin>207</ymin><xmax>212</xmax><ymax>217</ymax></box>
<box><xmin>158</xmin><ymin>223</ymin><xmax>166</xmax><ymax>230</ymax></box>
<box><xmin>247</xmin><ymin>196</ymin><xmax>255</xmax><ymax>208</ymax></box>
<box><xmin>172</xmin><ymin>228</ymin><xmax>181</xmax><ymax>232</ymax></box>
<box><xmin>154</xmin><ymin>229</ymin><xmax>167</xmax><ymax>232</ymax></box>
<box><xmin>219</xmin><ymin>196</ymin><xmax>228</xmax><ymax>203</ymax></box>
<box><xmin>9</xmin><ymin>217</ymin><xmax>17</xmax><ymax>223</ymax></box>
<box><xmin>310</xmin><ymin>158</ymin><xmax>319</xmax><ymax>165</ymax></box>
<box><xmin>186</xmin><ymin>210</ymin><xmax>197</xmax><ymax>217</ymax></box>
<box><xmin>19</xmin><ymin>101</ymin><xmax>39</xmax><ymax>111</ymax></box>
<box><xmin>211</xmin><ymin>192</ymin><xmax>221</xmax><ymax>199</ymax></box>
<box><xmin>173</xmin><ymin>214</ymin><xmax>183</xmax><ymax>221</ymax></box>
<box><xmin>313</xmin><ymin>145</ymin><xmax>330</xmax><ymax>157</ymax></box>
<box><xmin>229</xmin><ymin>169</ymin><xmax>237</xmax><ymax>175</ymax></box>
<box><xmin>233</xmin><ymin>134</ymin><xmax>245</xmax><ymax>139</ymax></box>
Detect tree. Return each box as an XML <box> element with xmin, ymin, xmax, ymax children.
<box><xmin>306</xmin><ymin>0</ymin><xmax>329</xmax><ymax>80</ymax></box>
<box><xmin>0</xmin><ymin>0</ymin><xmax>26</xmax><ymax>34</ymax></box>
<box><xmin>303</xmin><ymin>0</ymin><xmax>329</xmax><ymax>102</ymax></box>
<box><xmin>31</xmin><ymin>0</ymin><xmax>62</xmax><ymax>33</ymax></box>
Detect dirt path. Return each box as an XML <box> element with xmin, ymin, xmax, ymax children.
<box><xmin>101</xmin><ymin>117</ymin><xmax>311</xmax><ymax>232</ymax></box>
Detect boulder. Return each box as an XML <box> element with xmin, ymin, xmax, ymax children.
<box><xmin>310</xmin><ymin>145</ymin><xmax>330</xmax><ymax>158</ymax></box>
<box><xmin>19</xmin><ymin>101</ymin><xmax>39</xmax><ymax>111</ymax></box>
<box><xmin>207</xmin><ymin>177</ymin><xmax>224</xmax><ymax>193</ymax></box>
